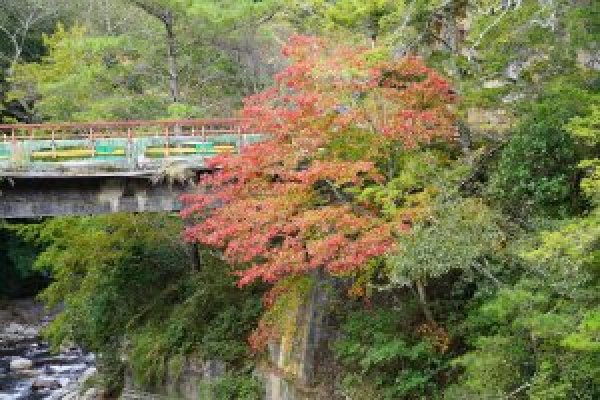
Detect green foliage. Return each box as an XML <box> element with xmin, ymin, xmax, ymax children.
<box><xmin>357</xmin><ymin>149</ymin><xmax>454</xmax><ymax>218</ymax></box>
<box><xmin>562</xmin><ymin>309</ymin><xmax>600</xmax><ymax>352</ymax></box>
<box><xmin>9</xmin><ymin>24</ymin><xmax>169</xmax><ymax>122</ymax></box>
<box><xmin>28</xmin><ymin>213</ymin><xmax>262</xmax><ymax>392</ymax></box>
<box><xmin>565</xmin><ymin>0</ymin><xmax>600</xmax><ymax>48</ymax></box>
<box><xmin>0</xmin><ymin>221</ymin><xmax>45</xmax><ymax>298</ymax></box>
<box><xmin>166</xmin><ymin>102</ymin><xmax>203</xmax><ymax>119</ymax></box>
<box><xmin>388</xmin><ymin>198</ymin><xmax>505</xmax><ymax>285</ymax></box>
<box><xmin>199</xmin><ymin>372</ymin><xmax>263</xmax><ymax>400</ymax></box>
<box><xmin>488</xmin><ymin>117</ymin><xmax>579</xmax><ymax>217</ymax></box>
<box><xmin>5</xmin><ymin>0</ymin><xmax>280</xmax><ymax>123</ymax></box>
<box><xmin>333</xmin><ymin>308</ymin><xmax>447</xmax><ymax>399</ymax></box>
<box><xmin>282</xmin><ymin>0</ymin><xmax>417</xmax><ymax>44</ymax></box>
<box><xmin>567</xmin><ymin>105</ymin><xmax>600</xmax><ymax>146</ymax></box>
<box><xmin>0</xmin><ymin>0</ymin><xmax>68</xmax><ymax>123</ymax></box>
<box><xmin>450</xmin><ymin>280</ymin><xmax>600</xmax><ymax>399</ymax></box>
<box><xmin>447</xmin><ymin>334</ymin><xmax>530</xmax><ymax>398</ymax></box>
<box><xmin>447</xmin><ymin>210</ymin><xmax>600</xmax><ymax>398</ymax></box>
<box><xmin>445</xmin><ymin>100</ymin><xmax>600</xmax><ymax>397</ymax></box>
<box><xmin>521</xmin><ymin>213</ymin><xmax>600</xmax><ymax>295</ymax></box>
<box><xmin>321</xmin><ymin>0</ymin><xmax>404</xmax><ymax>40</ymax></box>
<box><xmin>567</xmin><ymin>104</ymin><xmax>600</xmax><ymax>205</ymax></box>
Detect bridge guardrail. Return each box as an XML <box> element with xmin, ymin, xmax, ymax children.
<box><xmin>0</xmin><ymin>119</ymin><xmax>264</xmax><ymax>173</ymax></box>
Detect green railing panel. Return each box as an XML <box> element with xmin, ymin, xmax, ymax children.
<box><xmin>194</xmin><ymin>142</ymin><xmax>215</xmax><ymax>153</ymax></box>
<box><xmin>0</xmin><ymin>132</ymin><xmax>267</xmax><ymax>172</ymax></box>
<box><xmin>96</xmin><ymin>144</ymin><xmax>115</xmax><ymax>154</ymax></box>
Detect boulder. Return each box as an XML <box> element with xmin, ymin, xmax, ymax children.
<box><xmin>577</xmin><ymin>49</ymin><xmax>600</xmax><ymax>71</ymax></box>
<box><xmin>10</xmin><ymin>357</ymin><xmax>33</xmax><ymax>370</ymax></box>
<box><xmin>23</xmin><ymin>326</ymin><xmax>40</xmax><ymax>337</ymax></box>
<box><xmin>32</xmin><ymin>376</ymin><xmax>61</xmax><ymax>390</ymax></box>
<box><xmin>82</xmin><ymin>388</ymin><xmax>100</xmax><ymax>400</ymax></box>
<box><xmin>59</xmin><ymin>392</ymin><xmax>78</xmax><ymax>400</ymax></box>
<box><xmin>5</xmin><ymin>322</ymin><xmax>26</xmax><ymax>335</ymax></box>
<box><xmin>3</xmin><ymin>322</ymin><xmax>39</xmax><ymax>338</ymax></box>
<box><xmin>80</xmin><ymin>366</ymin><xmax>97</xmax><ymax>383</ymax></box>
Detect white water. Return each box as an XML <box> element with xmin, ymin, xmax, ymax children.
<box><xmin>0</xmin><ymin>337</ymin><xmax>95</xmax><ymax>399</ymax></box>
<box><xmin>0</xmin><ymin>299</ymin><xmax>96</xmax><ymax>400</ymax></box>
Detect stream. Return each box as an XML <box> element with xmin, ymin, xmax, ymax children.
<box><xmin>0</xmin><ymin>300</ymin><xmax>96</xmax><ymax>400</ymax></box>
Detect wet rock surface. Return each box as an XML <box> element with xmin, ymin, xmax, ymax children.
<box><xmin>0</xmin><ymin>299</ymin><xmax>96</xmax><ymax>400</ymax></box>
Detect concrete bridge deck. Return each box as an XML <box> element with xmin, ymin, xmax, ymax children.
<box><xmin>0</xmin><ymin>119</ymin><xmax>264</xmax><ymax>218</ymax></box>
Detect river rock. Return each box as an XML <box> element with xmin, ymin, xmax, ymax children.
<box><xmin>4</xmin><ymin>322</ymin><xmax>39</xmax><ymax>338</ymax></box>
<box><xmin>0</xmin><ymin>359</ymin><xmax>9</xmax><ymax>374</ymax></box>
<box><xmin>10</xmin><ymin>357</ymin><xmax>33</xmax><ymax>370</ymax></box>
<box><xmin>5</xmin><ymin>322</ymin><xmax>24</xmax><ymax>334</ymax></box>
<box><xmin>81</xmin><ymin>366</ymin><xmax>97</xmax><ymax>383</ymax></box>
<box><xmin>61</xmin><ymin>387</ymin><xmax>100</xmax><ymax>400</ymax></box>
<box><xmin>32</xmin><ymin>376</ymin><xmax>62</xmax><ymax>390</ymax></box>
<box><xmin>82</xmin><ymin>387</ymin><xmax>100</xmax><ymax>399</ymax></box>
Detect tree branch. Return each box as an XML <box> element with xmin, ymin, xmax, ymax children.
<box><xmin>323</xmin><ymin>179</ymin><xmax>370</xmax><ymax>216</ymax></box>
<box><xmin>469</xmin><ymin>7</ymin><xmax>510</xmax><ymax>53</ymax></box>
<box><xmin>473</xmin><ymin>259</ymin><xmax>504</xmax><ymax>288</ymax></box>
<box><xmin>0</xmin><ymin>22</ymin><xmax>22</xmax><ymax>66</ymax></box>
<box><xmin>129</xmin><ymin>0</ymin><xmax>168</xmax><ymax>22</ymax></box>
<box><xmin>415</xmin><ymin>279</ymin><xmax>436</xmax><ymax>325</ymax></box>
<box><xmin>505</xmin><ymin>382</ymin><xmax>531</xmax><ymax>399</ymax></box>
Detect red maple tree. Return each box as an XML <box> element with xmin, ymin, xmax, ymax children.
<box><xmin>181</xmin><ymin>36</ymin><xmax>456</xmax><ymax>348</ymax></box>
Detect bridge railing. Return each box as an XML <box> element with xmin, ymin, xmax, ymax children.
<box><xmin>0</xmin><ymin>119</ymin><xmax>264</xmax><ymax>173</ymax></box>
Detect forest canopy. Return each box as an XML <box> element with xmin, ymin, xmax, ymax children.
<box><xmin>1</xmin><ymin>0</ymin><xmax>599</xmax><ymax>399</ymax></box>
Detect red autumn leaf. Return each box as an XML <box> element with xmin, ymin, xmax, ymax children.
<box><xmin>182</xmin><ymin>37</ymin><xmax>457</xmax><ymax>350</ymax></box>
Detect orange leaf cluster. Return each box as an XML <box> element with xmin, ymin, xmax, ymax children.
<box><xmin>182</xmin><ymin>36</ymin><xmax>456</xmax><ymax>289</ymax></box>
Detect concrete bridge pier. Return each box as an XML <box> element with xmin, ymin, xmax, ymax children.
<box><xmin>0</xmin><ymin>175</ymin><xmax>192</xmax><ymax>219</ymax></box>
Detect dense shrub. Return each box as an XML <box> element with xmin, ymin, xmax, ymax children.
<box><xmin>333</xmin><ymin>308</ymin><xmax>448</xmax><ymax>399</ymax></box>
<box><xmin>31</xmin><ymin>214</ymin><xmax>263</xmax><ymax>393</ymax></box>
<box><xmin>488</xmin><ymin>119</ymin><xmax>580</xmax><ymax>218</ymax></box>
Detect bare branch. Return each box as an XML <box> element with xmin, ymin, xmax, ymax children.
<box><xmin>470</xmin><ymin>8</ymin><xmax>510</xmax><ymax>52</ymax></box>
<box><xmin>129</xmin><ymin>0</ymin><xmax>168</xmax><ymax>22</ymax></box>
<box><xmin>505</xmin><ymin>382</ymin><xmax>532</xmax><ymax>399</ymax></box>
<box><xmin>0</xmin><ymin>0</ymin><xmax>62</xmax><ymax>66</ymax></box>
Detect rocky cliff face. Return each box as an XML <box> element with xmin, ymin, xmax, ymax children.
<box><xmin>263</xmin><ymin>275</ymin><xmax>338</xmax><ymax>400</ymax></box>
<box><xmin>123</xmin><ymin>357</ymin><xmax>226</xmax><ymax>399</ymax></box>
<box><xmin>135</xmin><ymin>281</ymin><xmax>333</xmax><ymax>400</ymax></box>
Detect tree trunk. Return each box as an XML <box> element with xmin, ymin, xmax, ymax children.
<box><xmin>189</xmin><ymin>242</ymin><xmax>201</xmax><ymax>271</ymax></box>
<box><xmin>129</xmin><ymin>1</ymin><xmax>181</xmax><ymax>104</ymax></box>
<box><xmin>415</xmin><ymin>279</ymin><xmax>436</xmax><ymax>325</ymax></box>
<box><xmin>183</xmin><ymin>218</ymin><xmax>201</xmax><ymax>271</ymax></box>
<box><xmin>457</xmin><ymin>119</ymin><xmax>473</xmax><ymax>157</ymax></box>
<box><xmin>163</xmin><ymin>11</ymin><xmax>180</xmax><ymax>104</ymax></box>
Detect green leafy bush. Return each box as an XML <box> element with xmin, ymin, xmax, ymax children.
<box><xmin>488</xmin><ymin>119</ymin><xmax>579</xmax><ymax>217</ymax></box>
<box><xmin>333</xmin><ymin>308</ymin><xmax>447</xmax><ymax>399</ymax></box>
<box><xmin>447</xmin><ymin>214</ymin><xmax>600</xmax><ymax>399</ymax></box>
<box><xmin>199</xmin><ymin>373</ymin><xmax>263</xmax><ymax>400</ymax></box>
<box><xmin>30</xmin><ymin>214</ymin><xmax>262</xmax><ymax>393</ymax></box>
<box><xmin>0</xmin><ymin>222</ymin><xmax>45</xmax><ymax>298</ymax></box>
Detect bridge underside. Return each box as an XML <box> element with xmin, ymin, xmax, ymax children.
<box><xmin>0</xmin><ymin>119</ymin><xmax>257</xmax><ymax>218</ymax></box>
<box><xmin>0</xmin><ymin>175</ymin><xmax>194</xmax><ymax>219</ymax></box>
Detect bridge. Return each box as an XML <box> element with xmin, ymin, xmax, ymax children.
<box><xmin>0</xmin><ymin>119</ymin><xmax>263</xmax><ymax>218</ymax></box>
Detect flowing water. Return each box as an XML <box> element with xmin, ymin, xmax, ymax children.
<box><xmin>0</xmin><ymin>300</ymin><xmax>96</xmax><ymax>400</ymax></box>
<box><xmin>0</xmin><ymin>337</ymin><xmax>94</xmax><ymax>399</ymax></box>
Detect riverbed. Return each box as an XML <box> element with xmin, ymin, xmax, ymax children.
<box><xmin>0</xmin><ymin>299</ymin><xmax>96</xmax><ymax>399</ymax></box>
